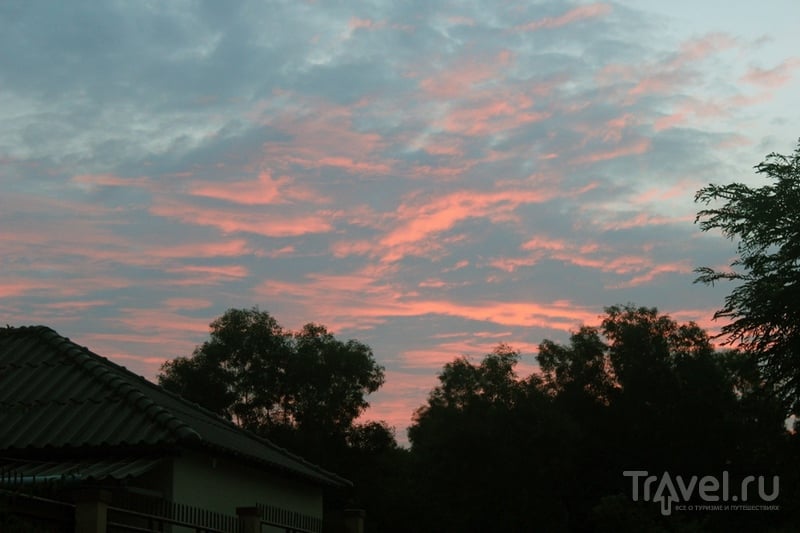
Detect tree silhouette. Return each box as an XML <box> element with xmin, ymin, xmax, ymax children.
<box><xmin>409</xmin><ymin>345</ymin><xmax>577</xmax><ymax>531</ymax></box>
<box><xmin>159</xmin><ymin>308</ymin><xmax>384</xmax><ymax>440</ymax></box>
<box><xmin>695</xmin><ymin>139</ymin><xmax>800</xmax><ymax>413</ymax></box>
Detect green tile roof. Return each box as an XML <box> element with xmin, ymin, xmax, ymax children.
<box><xmin>0</xmin><ymin>326</ymin><xmax>350</xmax><ymax>488</ymax></box>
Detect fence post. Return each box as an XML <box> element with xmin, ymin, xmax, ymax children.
<box><xmin>343</xmin><ymin>508</ymin><xmax>365</xmax><ymax>533</ymax></box>
<box><xmin>237</xmin><ymin>506</ymin><xmax>261</xmax><ymax>533</ymax></box>
<box><xmin>73</xmin><ymin>489</ymin><xmax>112</xmax><ymax>533</ymax></box>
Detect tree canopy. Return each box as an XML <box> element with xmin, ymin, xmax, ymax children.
<box><xmin>407</xmin><ymin>305</ymin><xmax>793</xmax><ymax>532</ymax></box>
<box><xmin>409</xmin><ymin>345</ymin><xmax>576</xmax><ymax>531</ymax></box>
<box><xmin>695</xmin><ymin>139</ymin><xmax>800</xmax><ymax>413</ymax></box>
<box><xmin>158</xmin><ymin>307</ymin><xmax>385</xmax><ymax>442</ymax></box>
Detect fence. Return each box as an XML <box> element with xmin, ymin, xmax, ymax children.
<box><xmin>1</xmin><ymin>465</ymin><xmax>347</xmax><ymax>533</ymax></box>
<box><xmin>107</xmin><ymin>497</ymin><xmax>243</xmax><ymax>532</ymax></box>
<box><xmin>0</xmin><ymin>487</ymin><xmax>332</xmax><ymax>533</ymax></box>
<box><xmin>258</xmin><ymin>502</ymin><xmax>322</xmax><ymax>533</ymax></box>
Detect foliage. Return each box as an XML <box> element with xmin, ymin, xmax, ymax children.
<box><xmin>409</xmin><ymin>345</ymin><xmax>578</xmax><ymax>531</ymax></box>
<box><xmin>158</xmin><ymin>307</ymin><xmax>385</xmax><ymax>442</ymax></box>
<box><xmin>407</xmin><ymin>306</ymin><xmax>795</xmax><ymax>532</ymax></box>
<box><xmin>537</xmin><ymin>325</ymin><xmax>613</xmax><ymax>403</ymax></box>
<box><xmin>695</xmin><ymin>140</ymin><xmax>800</xmax><ymax>412</ymax></box>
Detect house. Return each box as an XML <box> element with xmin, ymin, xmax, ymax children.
<box><xmin>0</xmin><ymin>325</ymin><xmax>361</xmax><ymax>532</ymax></box>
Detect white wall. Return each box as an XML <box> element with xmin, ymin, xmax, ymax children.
<box><xmin>170</xmin><ymin>448</ymin><xmax>324</xmax><ymax>521</ymax></box>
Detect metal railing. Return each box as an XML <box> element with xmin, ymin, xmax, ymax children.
<box><xmin>1</xmin><ymin>468</ymin><xmax>323</xmax><ymax>533</ymax></box>
<box><xmin>107</xmin><ymin>502</ymin><xmax>241</xmax><ymax>533</ymax></box>
<box><xmin>258</xmin><ymin>502</ymin><xmax>322</xmax><ymax>533</ymax></box>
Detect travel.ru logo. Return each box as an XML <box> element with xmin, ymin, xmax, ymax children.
<box><xmin>623</xmin><ymin>471</ymin><xmax>779</xmax><ymax>516</ymax></box>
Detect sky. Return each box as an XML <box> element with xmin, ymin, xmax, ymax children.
<box><xmin>2</xmin><ymin>0</ymin><xmax>799</xmax><ymax>441</ymax></box>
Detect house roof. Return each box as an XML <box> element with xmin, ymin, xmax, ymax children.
<box><xmin>1</xmin><ymin>456</ymin><xmax>163</xmax><ymax>484</ymax></box>
<box><xmin>0</xmin><ymin>326</ymin><xmax>350</xmax><ymax>488</ymax></box>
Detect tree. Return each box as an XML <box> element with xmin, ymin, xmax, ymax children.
<box><xmin>407</xmin><ymin>306</ymin><xmax>795</xmax><ymax>532</ymax></box>
<box><xmin>158</xmin><ymin>307</ymin><xmax>385</xmax><ymax>447</ymax></box>
<box><xmin>537</xmin><ymin>325</ymin><xmax>613</xmax><ymax>403</ymax></box>
<box><xmin>695</xmin><ymin>140</ymin><xmax>800</xmax><ymax>413</ymax></box>
<box><xmin>409</xmin><ymin>346</ymin><xmax>577</xmax><ymax>531</ymax></box>
<box><xmin>536</xmin><ymin>305</ymin><xmax>792</xmax><ymax>531</ymax></box>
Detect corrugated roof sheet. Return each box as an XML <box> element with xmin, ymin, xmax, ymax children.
<box><xmin>0</xmin><ymin>456</ymin><xmax>162</xmax><ymax>483</ymax></box>
<box><xmin>0</xmin><ymin>326</ymin><xmax>349</xmax><ymax>487</ymax></box>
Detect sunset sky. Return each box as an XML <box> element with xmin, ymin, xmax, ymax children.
<box><xmin>3</xmin><ymin>0</ymin><xmax>799</xmax><ymax>440</ymax></box>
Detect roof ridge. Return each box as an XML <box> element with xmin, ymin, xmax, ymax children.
<box><xmin>137</xmin><ymin>365</ymin><xmax>350</xmax><ymax>485</ymax></box>
<box><xmin>26</xmin><ymin>326</ymin><xmax>201</xmax><ymax>443</ymax></box>
<box><xmin>174</xmin><ymin>402</ymin><xmax>350</xmax><ymax>485</ymax></box>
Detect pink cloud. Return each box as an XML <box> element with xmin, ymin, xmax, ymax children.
<box><xmin>421</xmin><ymin>139</ymin><xmax>464</xmax><ymax>156</ymax></box>
<box><xmin>348</xmin><ymin>17</ymin><xmax>385</xmax><ymax>31</ymax></box>
<box><xmin>595</xmin><ymin>212</ymin><xmax>692</xmax><ymax>231</ymax></box>
<box><xmin>265</xmin><ymin>245</ymin><xmax>298</xmax><ymax>258</ymax></box>
<box><xmin>379</xmin><ymin>188</ymin><xmax>555</xmax><ymax>262</ymax></box>
<box><xmin>438</xmin><ymin>94</ymin><xmax>551</xmax><ymax>136</ymax></box>
<box><xmin>3</xmin><ymin>191</ymin><xmax>123</xmax><ymax>219</ymax></box>
<box><xmin>401</xmin><ymin>335</ymin><xmax>544</xmax><ymax>372</ymax></box>
<box><xmin>674</xmin><ymin>33</ymin><xmax>737</xmax><ymax>66</ymax></box>
<box><xmin>740</xmin><ymin>58</ymin><xmax>800</xmax><ymax>88</ymax></box>
<box><xmin>601</xmin><ymin>113</ymin><xmax>638</xmax><ymax>143</ymax></box>
<box><xmin>402</xmin><ymin>340</ymin><xmax>500</xmax><ymax>369</ymax></box>
<box><xmin>654</xmin><ymin>97</ymin><xmax>730</xmax><ymax>131</ymax></box>
<box><xmin>71</xmin><ymin>173</ymin><xmax>151</xmax><ymax>190</ymax></box>
<box><xmin>713</xmin><ymin>134</ymin><xmax>752</xmax><ymax>149</ymax></box>
<box><xmin>150</xmin><ymin>197</ymin><xmax>333</xmax><ymax>237</ymax></box>
<box><xmin>556</xmin><ymin>249</ymin><xmax>692</xmax><ymax>287</ymax></box>
<box><xmin>110</xmin><ymin>308</ymin><xmax>211</xmax><ymax>336</ymax></box>
<box><xmin>488</xmin><ymin>257</ymin><xmax>539</xmax><ymax>273</ymax></box>
<box><xmin>488</xmin><ymin>236</ymin><xmax>571</xmax><ymax>272</ymax></box>
<box><xmin>257</xmin><ymin>272</ymin><xmax>598</xmax><ymax>335</ymax></box>
<box><xmin>419</xmin><ymin>50</ymin><xmax>513</xmax><ymax>98</ymax></box>
<box><xmin>317</xmin><ymin>156</ymin><xmax>391</xmax><ymax>174</ymax></box>
<box><xmin>255</xmin><ymin>99</ymin><xmax>393</xmax><ymax>177</ymax></box>
<box><xmin>599</xmin><ymin>33</ymin><xmax>737</xmax><ymax>101</ymax></box>
<box><xmin>653</xmin><ymin>110</ymin><xmax>689</xmax><ymax>132</ymax></box>
<box><xmin>514</xmin><ymin>3</ymin><xmax>612</xmax><ymax>32</ymax></box>
<box><xmin>627</xmin><ymin>72</ymin><xmax>689</xmax><ymax>96</ymax></box>
<box><xmin>78</xmin><ymin>324</ymin><xmax>209</xmax><ymax>380</ymax></box>
<box><xmin>39</xmin><ymin>300</ymin><xmax>111</xmax><ymax>311</ymax></box>
<box><xmin>487</xmin><ymin>230</ymin><xmax>694</xmax><ymax>288</ymax></box>
<box><xmin>726</xmin><ymin>91</ymin><xmax>776</xmax><ymax>108</ymax></box>
<box><xmin>443</xmin><ymin>260</ymin><xmax>469</xmax><ymax>273</ymax></box>
<box><xmin>0</xmin><ymin>280</ymin><xmax>54</xmax><ymax>298</ymax></box>
<box><xmin>164</xmin><ymin>264</ymin><xmax>249</xmax><ymax>285</ymax></box>
<box><xmin>3</xmin><ymin>213</ymin><xmax>245</xmax><ymax>260</ymax></box>
<box><xmin>149</xmin><ymin>239</ymin><xmax>254</xmax><ymax>260</ymax></box>
<box><xmin>190</xmin><ymin>171</ymin><xmax>327</xmax><ymax>205</ymax></box>
<box><xmin>162</xmin><ymin>298</ymin><xmax>213</xmax><ymax>310</ymax></box>
<box><xmin>612</xmin><ymin>261</ymin><xmax>692</xmax><ymax>288</ymax></box>
<box><xmin>632</xmin><ymin>181</ymin><xmax>695</xmax><ymax>205</ymax></box>
<box><xmin>357</xmin><ymin>371</ymin><xmax>441</xmax><ymax>436</ymax></box>
<box><xmin>573</xmin><ymin>137</ymin><xmax>651</xmax><ymax>164</ymax></box>
<box><xmin>330</xmin><ymin>239</ymin><xmax>374</xmax><ymax>258</ymax></box>
<box><xmin>408</xmin><ymin>163</ymin><xmax>474</xmax><ymax>180</ymax></box>
<box><xmin>522</xmin><ymin>236</ymin><xmax>568</xmax><ymax>251</ymax></box>
<box><xmin>667</xmin><ymin>308</ymin><xmax>727</xmax><ymax>338</ymax></box>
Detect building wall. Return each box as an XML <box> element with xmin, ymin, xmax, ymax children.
<box><xmin>170</xmin><ymin>448</ymin><xmax>324</xmax><ymax>521</ymax></box>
